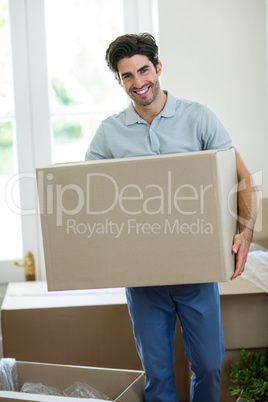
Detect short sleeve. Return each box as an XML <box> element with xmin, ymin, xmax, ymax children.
<box><xmin>200</xmin><ymin>106</ymin><xmax>233</xmax><ymax>150</ymax></box>
<box><xmin>85</xmin><ymin>122</ymin><xmax>112</xmax><ymax>160</ymax></box>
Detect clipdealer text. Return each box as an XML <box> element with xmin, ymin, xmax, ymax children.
<box><xmin>37</xmin><ymin>171</ymin><xmax>214</xmax><ymax>226</ymax></box>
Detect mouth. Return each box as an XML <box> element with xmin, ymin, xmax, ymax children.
<box><xmin>132</xmin><ymin>85</ymin><xmax>151</xmax><ymax>97</ymax></box>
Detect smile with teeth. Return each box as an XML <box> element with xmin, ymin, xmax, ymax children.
<box><xmin>134</xmin><ymin>86</ymin><xmax>150</xmax><ymax>95</ymax></box>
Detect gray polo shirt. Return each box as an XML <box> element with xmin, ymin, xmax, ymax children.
<box><xmin>85</xmin><ymin>91</ymin><xmax>233</xmax><ymax>160</ymax></box>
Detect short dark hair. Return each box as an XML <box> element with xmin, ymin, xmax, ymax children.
<box><xmin>105</xmin><ymin>33</ymin><xmax>159</xmax><ymax>78</ymax></box>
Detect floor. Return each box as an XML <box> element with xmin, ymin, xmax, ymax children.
<box><xmin>0</xmin><ymin>283</ymin><xmax>8</xmax><ymax>358</ymax></box>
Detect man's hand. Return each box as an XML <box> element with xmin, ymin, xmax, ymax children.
<box><xmin>231</xmin><ymin>149</ymin><xmax>258</xmax><ymax>280</ymax></box>
<box><xmin>231</xmin><ymin>232</ymin><xmax>251</xmax><ymax>280</ymax></box>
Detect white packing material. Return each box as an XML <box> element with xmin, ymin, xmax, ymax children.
<box><xmin>241</xmin><ymin>243</ymin><xmax>268</xmax><ymax>292</ymax></box>
<box><xmin>0</xmin><ymin>359</ymin><xmax>18</xmax><ymax>392</ymax></box>
<box><xmin>20</xmin><ymin>382</ymin><xmax>111</xmax><ymax>399</ymax></box>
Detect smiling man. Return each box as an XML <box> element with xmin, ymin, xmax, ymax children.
<box><xmin>85</xmin><ymin>33</ymin><xmax>257</xmax><ymax>402</ymax></box>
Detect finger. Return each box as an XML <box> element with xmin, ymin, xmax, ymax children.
<box><xmin>231</xmin><ymin>247</ymin><xmax>246</xmax><ymax>280</ymax></box>
<box><xmin>232</xmin><ymin>234</ymin><xmax>241</xmax><ymax>254</ymax></box>
<box><xmin>231</xmin><ymin>265</ymin><xmax>244</xmax><ymax>280</ymax></box>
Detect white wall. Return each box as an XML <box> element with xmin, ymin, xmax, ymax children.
<box><xmin>158</xmin><ymin>0</ymin><xmax>268</xmax><ymax>197</ymax></box>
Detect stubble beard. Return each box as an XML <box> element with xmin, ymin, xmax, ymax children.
<box><xmin>129</xmin><ymin>79</ymin><xmax>161</xmax><ymax>107</ymax></box>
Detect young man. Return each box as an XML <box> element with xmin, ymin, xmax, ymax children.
<box><xmin>85</xmin><ymin>33</ymin><xmax>257</xmax><ymax>402</ymax></box>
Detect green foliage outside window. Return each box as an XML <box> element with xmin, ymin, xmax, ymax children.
<box><xmin>53</xmin><ymin>120</ymin><xmax>82</xmax><ymax>144</ymax></box>
<box><xmin>51</xmin><ymin>77</ymin><xmax>83</xmax><ymax>144</ymax></box>
<box><xmin>0</xmin><ymin>122</ymin><xmax>13</xmax><ymax>174</ymax></box>
<box><xmin>52</xmin><ymin>77</ymin><xmax>77</xmax><ymax>106</ymax></box>
<box><xmin>0</xmin><ymin>1</ymin><xmax>7</xmax><ymax>27</ymax></box>
<box><xmin>0</xmin><ymin>15</ymin><xmax>5</xmax><ymax>26</ymax></box>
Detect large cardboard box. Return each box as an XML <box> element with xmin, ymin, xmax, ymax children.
<box><xmin>1</xmin><ymin>282</ymin><xmax>190</xmax><ymax>401</ymax></box>
<box><xmin>0</xmin><ymin>361</ymin><xmax>144</xmax><ymax>401</ymax></box>
<box><xmin>37</xmin><ymin>148</ymin><xmax>237</xmax><ymax>291</ymax></box>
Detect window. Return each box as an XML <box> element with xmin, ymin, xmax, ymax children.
<box><xmin>1</xmin><ymin>0</ymin><xmax>157</xmax><ymax>282</ymax></box>
<box><xmin>45</xmin><ymin>0</ymin><xmax>126</xmax><ymax>163</ymax></box>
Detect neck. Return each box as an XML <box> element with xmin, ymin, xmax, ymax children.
<box><xmin>134</xmin><ymin>90</ymin><xmax>167</xmax><ymax>125</ymax></box>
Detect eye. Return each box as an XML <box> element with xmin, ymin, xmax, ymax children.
<box><xmin>122</xmin><ymin>74</ymin><xmax>131</xmax><ymax>81</ymax></box>
<box><xmin>140</xmin><ymin>68</ymin><xmax>149</xmax><ymax>74</ymax></box>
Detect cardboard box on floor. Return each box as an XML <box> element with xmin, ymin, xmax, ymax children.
<box><xmin>218</xmin><ymin>277</ymin><xmax>268</xmax><ymax>402</ymax></box>
<box><xmin>0</xmin><ymin>361</ymin><xmax>144</xmax><ymax>401</ymax></box>
<box><xmin>37</xmin><ymin>148</ymin><xmax>237</xmax><ymax>291</ymax></box>
<box><xmin>1</xmin><ymin>282</ymin><xmax>190</xmax><ymax>402</ymax></box>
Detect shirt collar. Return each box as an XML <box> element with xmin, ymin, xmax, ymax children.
<box><xmin>125</xmin><ymin>103</ymin><xmax>140</xmax><ymax>125</ymax></box>
<box><xmin>125</xmin><ymin>91</ymin><xmax>177</xmax><ymax>126</ymax></box>
<box><xmin>160</xmin><ymin>91</ymin><xmax>177</xmax><ymax>118</ymax></box>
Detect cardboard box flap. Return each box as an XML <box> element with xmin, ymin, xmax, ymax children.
<box><xmin>1</xmin><ymin>282</ymin><xmax>126</xmax><ymax>310</ymax></box>
<box><xmin>16</xmin><ymin>362</ymin><xmax>143</xmax><ymax>399</ymax></box>
<box><xmin>39</xmin><ymin>149</ymin><xmax>228</xmax><ymax>170</ymax></box>
<box><xmin>0</xmin><ymin>391</ymin><xmax>95</xmax><ymax>401</ymax></box>
<box><xmin>219</xmin><ymin>277</ymin><xmax>265</xmax><ymax>295</ymax></box>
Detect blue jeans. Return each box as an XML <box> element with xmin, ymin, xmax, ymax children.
<box><xmin>126</xmin><ymin>283</ymin><xmax>225</xmax><ymax>402</ymax></box>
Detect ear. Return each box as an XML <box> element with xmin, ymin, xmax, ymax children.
<box><xmin>115</xmin><ymin>75</ymin><xmax>123</xmax><ymax>87</ymax></box>
<box><xmin>156</xmin><ymin>60</ymin><xmax>163</xmax><ymax>77</ymax></box>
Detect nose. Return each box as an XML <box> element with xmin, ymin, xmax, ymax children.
<box><xmin>132</xmin><ymin>74</ymin><xmax>144</xmax><ymax>89</ymax></box>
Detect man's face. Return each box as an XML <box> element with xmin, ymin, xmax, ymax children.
<box><xmin>116</xmin><ymin>54</ymin><xmax>162</xmax><ymax>107</ymax></box>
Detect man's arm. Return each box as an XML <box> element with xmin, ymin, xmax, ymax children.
<box><xmin>231</xmin><ymin>149</ymin><xmax>258</xmax><ymax>280</ymax></box>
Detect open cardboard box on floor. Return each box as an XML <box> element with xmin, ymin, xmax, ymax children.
<box><xmin>0</xmin><ymin>361</ymin><xmax>145</xmax><ymax>401</ymax></box>
<box><xmin>0</xmin><ymin>282</ymin><xmax>190</xmax><ymax>402</ymax></box>
<box><xmin>37</xmin><ymin>148</ymin><xmax>237</xmax><ymax>291</ymax></box>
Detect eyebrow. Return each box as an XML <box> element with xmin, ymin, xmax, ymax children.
<box><xmin>121</xmin><ymin>65</ymin><xmax>150</xmax><ymax>79</ymax></box>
